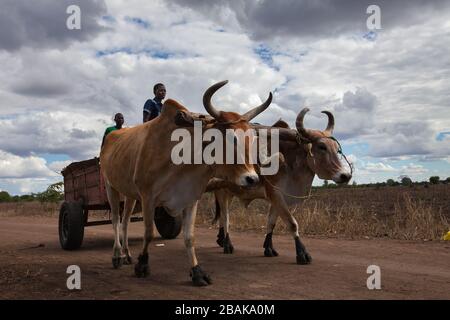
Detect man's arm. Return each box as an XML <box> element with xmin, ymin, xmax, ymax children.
<box><xmin>101</xmin><ymin>128</ymin><xmax>110</xmax><ymax>148</ymax></box>
<box><xmin>143</xmin><ymin>99</ymin><xmax>152</xmax><ymax>123</ymax></box>
<box><xmin>143</xmin><ymin>110</ymin><xmax>150</xmax><ymax>123</ymax></box>
<box><xmin>148</xmin><ymin>105</ymin><xmax>159</xmax><ymax>121</ymax></box>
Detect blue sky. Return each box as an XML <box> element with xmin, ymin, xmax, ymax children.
<box><xmin>0</xmin><ymin>0</ymin><xmax>449</xmax><ymax>194</ymax></box>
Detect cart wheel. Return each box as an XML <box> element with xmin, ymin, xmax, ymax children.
<box><xmin>154</xmin><ymin>207</ymin><xmax>182</xmax><ymax>239</ymax></box>
<box><xmin>59</xmin><ymin>201</ymin><xmax>85</xmax><ymax>250</ymax></box>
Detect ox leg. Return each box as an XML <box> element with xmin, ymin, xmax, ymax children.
<box><xmin>263</xmin><ymin>205</ymin><xmax>279</xmax><ymax>257</ymax></box>
<box><xmin>215</xmin><ymin>190</ymin><xmax>234</xmax><ymax>254</ymax></box>
<box><xmin>121</xmin><ymin>197</ymin><xmax>136</xmax><ymax>265</ymax></box>
<box><xmin>105</xmin><ymin>182</ymin><xmax>124</xmax><ymax>269</ymax></box>
<box><xmin>134</xmin><ymin>196</ymin><xmax>155</xmax><ymax>278</ymax></box>
<box><xmin>214</xmin><ymin>194</ymin><xmax>225</xmax><ymax>248</ymax></box>
<box><xmin>184</xmin><ymin>201</ymin><xmax>212</xmax><ymax>286</ymax></box>
<box><xmin>267</xmin><ymin>188</ymin><xmax>312</xmax><ymax>265</ymax></box>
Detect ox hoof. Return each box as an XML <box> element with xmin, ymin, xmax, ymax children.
<box><xmin>190</xmin><ymin>265</ymin><xmax>212</xmax><ymax>287</ymax></box>
<box><xmin>264</xmin><ymin>247</ymin><xmax>279</xmax><ymax>257</ymax></box>
<box><xmin>296</xmin><ymin>252</ymin><xmax>312</xmax><ymax>265</ymax></box>
<box><xmin>134</xmin><ymin>254</ymin><xmax>149</xmax><ymax>278</ymax></box>
<box><xmin>216</xmin><ymin>228</ymin><xmax>225</xmax><ymax>248</ymax></box>
<box><xmin>134</xmin><ymin>263</ymin><xmax>149</xmax><ymax>278</ymax></box>
<box><xmin>112</xmin><ymin>256</ymin><xmax>124</xmax><ymax>269</ymax></box>
<box><xmin>123</xmin><ymin>255</ymin><xmax>133</xmax><ymax>265</ymax></box>
<box><xmin>223</xmin><ymin>242</ymin><xmax>234</xmax><ymax>254</ymax></box>
<box><xmin>223</xmin><ymin>233</ymin><xmax>233</xmax><ymax>254</ymax></box>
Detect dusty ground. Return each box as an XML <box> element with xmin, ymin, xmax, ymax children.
<box><xmin>0</xmin><ymin>216</ymin><xmax>449</xmax><ymax>299</ymax></box>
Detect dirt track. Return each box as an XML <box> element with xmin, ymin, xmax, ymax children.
<box><xmin>0</xmin><ymin>216</ymin><xmax>449</xmax><ymax>299</ymax></box>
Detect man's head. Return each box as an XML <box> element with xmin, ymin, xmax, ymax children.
<box><xmin>153</xmin><ymin>83</ymin><xmax>166</xmax><ymax>100</ymax></box>
<box><xmin>114</xmin><ymin>113</ymin><xmax>124</xmax><ymax>128</ymax></box>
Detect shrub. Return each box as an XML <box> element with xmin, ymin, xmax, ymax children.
<box><xmin>429</xmin><ymin>176</ymin><xmax>440</xmax><ymax>184</ymax></box>
<box><xmin>0</xmin><ymin>191</ymin><xmax>12</xmax><ymax>202</ymax></box>
<box><xmin>401</xmin><ymin>177</ymin><xmax>413</xmax><ymax>186</ymax></box>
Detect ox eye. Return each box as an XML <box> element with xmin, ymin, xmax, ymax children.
<box><xmin>318</xmin><ymin>144</ymin><xmax>327</xmax><ymax>151</ymax></box>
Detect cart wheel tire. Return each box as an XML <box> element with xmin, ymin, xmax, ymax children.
<box><xmin>59</xmin><ymin>201</ymin><xmax>85</xmax><ymax>250</ymax></box>
<box><xmin>154</xmin><ymin>207</ymin><xmax>182</xmax><ymax>239</ymax></box>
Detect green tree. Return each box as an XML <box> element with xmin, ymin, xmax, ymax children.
<box><xmin>386</xmin><ymin>179</ymin><xmax>396</xmax><ymax>186</ymax></box>
<box><xmin>0</xmin><ymin>191</ymin><xmax>11</xmax><ymax>202</ymax></box>
<box><xmin>19</xmin><ymin>194</ymin><xmax>35</xmax><ymax>202</ymax></box>
<box><xmin>429</xmin><ymin>176</ymin><xmax>440</xmax><ymax>184</ymax></box>
<box><xmin>36</xmin><ymin>182</ymin><xmax>64</xmax><ymax>203</ymax></box>
<box><xmin>401</xmin><ymin>177</ymin><xmax>413</xmax><ymax>186</ymax></box>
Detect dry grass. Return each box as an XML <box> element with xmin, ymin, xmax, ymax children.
<box><xmin>197</xmin><ymin>185</ymin><xmax>450</xmax><ymax>241</ymax></box>
<box><xmin>1</xmin><ymin>185</ymin><xmax>449</xmax><ymax>241</ymax></box>
<box><xmin>0</xmin><ymin>201</ymin><xmax>60</xmax><ymax>217</ymax></box>
<box><xmin>0</xmin><ymin>201</ymin><xmax>110</xmax><ymax>220</ymax></box>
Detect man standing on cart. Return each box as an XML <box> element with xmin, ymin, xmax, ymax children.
<box><xmin>101</xmin><ymin>112</ymin><xmax>124</xmax><ymax>148</ymax></box>
<box><xmin>143</xmin><ymin>83</ymin><xmax>166</xmax><ymax>123</ymax></box>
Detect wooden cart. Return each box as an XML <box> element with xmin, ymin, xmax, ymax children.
<box><xmin>59</xmin><ymin>158</ymin><xmax>182</xmax><ymax>250</ymax></box>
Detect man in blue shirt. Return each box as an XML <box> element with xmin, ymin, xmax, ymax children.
<box><xmin>143</xmin><ymin>83</ymin><xmax>166</xmax><ymax>122</ymax></box>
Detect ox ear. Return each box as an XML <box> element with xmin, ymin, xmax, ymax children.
<box><xmin>174</xmin><ymin>111</ymin><xmax>213</xmax><ymax>127</ymax></box>
<box><xmin>259</xmin><ymin>151</ymin><xmax>286</xmax><ymax>170</ymax></box>
<box><xmin>272</xmin><ymin>119</ymin><xmax>290</xmax><ymax>129</ymax></box>
<box><xmin>174</xmin><ymin>110</ymin><xmax>195</xmax><ymax>127</ymax></box>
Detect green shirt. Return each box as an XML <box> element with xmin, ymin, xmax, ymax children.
<box><xmin>101</xmin><ymin>126</ymin><xmax>119</xmax><ymax>147</ymax></box>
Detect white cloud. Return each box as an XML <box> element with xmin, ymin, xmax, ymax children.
<box><xmin>399</xmin><ymin>163</ymin><xmax>428</xmax><ymax>175</ymax></box>
<box><xmin>0</xmin><ymin>111</ymin><xmax>107</xmax><ymax>159</ymax></box>
<box><xmin>0</xmin><ymin>0</ymin><xmax>107</xmax><ymax>52</ymax></box>
<box><xmin>0</xmin><ymin>0</ymin><xmax>449</xmax><ymax>192</ymax></box>
<box><xmin>0</xmin><ymin>178</ymin><xmax>60</xmax><ymax>195</ymax></box>
<box><xmin>0</xmin><ymin>150</ymin><xmax>57</xmax><ymax>179</ymax></box>
<box><xmin>48</xmin><ymin>160</ymin><xmax>73</xmax><ymax>174</ymax></box>
<box><xmin>363</xmin><ymin>162</ymin><xmax>396</xmax><ymax>173</ymax></box>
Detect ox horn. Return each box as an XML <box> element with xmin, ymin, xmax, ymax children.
<box><xmin>321</xmin><ymin>111</ymin><xmax>335</xmax><ymax>136</ymax></box>
<box><xmin>296</xmin><ymin>107</ymin><xmax>314</xmax><ymax>141</ymax></box>
<box><xmin>203</xmin><ymin>80</ymin><xmax>229</xmax><ymax>119</ymax></box>
<box><xmin>242</xmin><ymin>92</ymin><xmax>273</xmax><ymax>121</ymax></box>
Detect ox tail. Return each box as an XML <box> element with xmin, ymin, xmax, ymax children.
<box><xmin>212</xmin><ymin>196</ymin><xmax>221</xmax><ymax>225</ymax></box>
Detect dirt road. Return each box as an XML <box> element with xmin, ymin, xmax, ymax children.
<box><xmin>0</xmin><ymin>216</ymin><xmax>449</xmax><ymax>299</ymax></box>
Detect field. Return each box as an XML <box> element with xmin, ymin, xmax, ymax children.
<box><xmin>197</xmin><ymin>184</ymin><xmax>450</xmax><ymax>241</ymax></box>
<box><xmin>1</xmin><ymin>184</ymin><xmax>449</xmax><ymax>241</ymax></box>
<box><xmin>0</xmin><ymin>184</ymin><xmax>449</xmax><ymax>299</ymax></box>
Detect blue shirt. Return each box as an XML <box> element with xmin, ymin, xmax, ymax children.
<box><xmin>143</xmin><ymin>98</ymin><xmax>163</xmax><ymax>121</ymax></box>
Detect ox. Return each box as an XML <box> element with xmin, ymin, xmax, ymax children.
<box><xmin>100</xmin><ymin>81</ymin><xmax>272</xmax><ymax>286</ymax></box>
<box><xmin>209</xmin><ymin>108</ymin><xmax>352</xmax><ymax>264</ymax></box>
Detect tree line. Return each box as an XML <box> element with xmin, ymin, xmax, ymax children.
<box><xmin>1</xmin><ymin>175</ymin><xmax>449</xmax><ymax>202</ymax></box>
<box><xmin>0</xmin><ymin>182</ymin><xmax>64</xmax><ymax>203</ymax></box>
<box><xmin>318</xmin><ymin>176</ymin><xmax>450</xmax><ymax>189</ymax></box>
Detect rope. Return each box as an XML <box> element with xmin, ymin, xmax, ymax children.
<box><xmin>328</xmin><ymin>136</ymin><xmax>354</xmax><ymax>176</ymax></box>
<box><xmin>262</xmin><ymin>132</ymin><xmax>353</xmax><ymax>201</ymax></box>
<box><xmin>295</xmin><ymin>132</ymin><xmax>354</xmax><ymax>175</ymax></box>
<box><xmin>262</xmin><ymin>175</ymin><xmax>314</xmax><ymax>200</ymax></box>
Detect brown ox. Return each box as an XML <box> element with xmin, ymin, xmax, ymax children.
<box><xmin>100</xmin><ymin>81</ymin><xmax>271</xmax><ymax>286</ymax></box>
<box><xmin>209</xmin><ymin>108</ymin><xmax>352</xmax><ymax>264</ymax></box>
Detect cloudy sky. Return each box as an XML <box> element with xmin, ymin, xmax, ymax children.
<box><xmin>0</xmin><ymin>0</ymin><xmax>449</xmax><ymax>194</ymax></box>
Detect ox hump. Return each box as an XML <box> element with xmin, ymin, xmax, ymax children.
<box><xmin>163</xmin><ymin>99</ymin><xmax>189</xmax><ymax>115</ymax></box>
